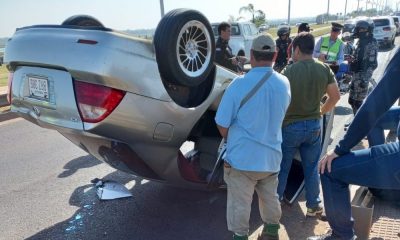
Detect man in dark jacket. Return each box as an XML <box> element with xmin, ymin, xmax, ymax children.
<box><xmin>308</xmin><ymin>48</ymin><xmax>400</xmax><ymax>240</ymax></box>
<box><xmin>215</xmin><ymin>22</ymin><xmax>245</xmax><ymax>73</ymax></box>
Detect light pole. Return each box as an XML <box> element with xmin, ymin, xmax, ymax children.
<box><xmin>160</xmin><ymin>0</ymin><xmax>165</xmax><ymax>18</ymax></box>
<box><xmin>288</xmin><ymin>0</ymin><xmax>291</xmax><ymax>26</ymax></box>
<box><xmin>344</xmin><ymin>0</ymin><xmax>348</xmax><ymax>19</ymax></box>
<box><xmin>327</xmin><ymin>0</ymin><xmax>330</xmax><ymax>23</ymax></box>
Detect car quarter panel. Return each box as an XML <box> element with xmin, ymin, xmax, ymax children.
<box><xmin>76</xmin><ymin>67</ymin><xmax>235</xmax><ymax>183</ymax></box>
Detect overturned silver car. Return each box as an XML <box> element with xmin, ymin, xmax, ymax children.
<box><xmin>5</xmin><ymin>9</ymin><xmax>333</xmax><ymax>201</ymax></box>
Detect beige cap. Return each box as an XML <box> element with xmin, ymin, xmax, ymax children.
<box><xmin>251</xmin><ymin>33</ymin><xmax>276</xmax><ymax>52</ymax></box>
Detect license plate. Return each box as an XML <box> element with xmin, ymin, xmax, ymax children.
<box><xmin>29</xmin><ymin>76</ymin><xmax>49</xmax><ymax>100</ymax></box>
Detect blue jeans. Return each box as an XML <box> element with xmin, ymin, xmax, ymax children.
<box><xmin>367</xmin><ymin>106</ymin><xmax>400</xmax><ymax>146</ymax></box>
<box><xmin>321</xmin><ymin>141</ymin><xmax>400</xmax><ymax>239</ymax></box>
<box><xmin>278</xmin><ymin>119</ymin><xmax>322</xmax><ymax>208</ymax></box>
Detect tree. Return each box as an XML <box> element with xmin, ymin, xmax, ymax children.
<box><xmin>239</xmin><ymin>3</ymin><xmax>265</xmax><ymax>24</ymax></box>
<box><xmin>228</xmin><ymin>15</ymin><xmax>244</xmax><ymax>23</ymax></box>
<box><xmin>253</xmin><ymin>10</ymin><xmax>267</xmax><ymax>27</ymax></box>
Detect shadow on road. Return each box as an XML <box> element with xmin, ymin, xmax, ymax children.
<box><xmin>280</xmin><ymin>195</ymin><xmax>327</xmax><ymax>239</ymax></box>
<box><xmin>26</xmin><ymin>170</ymin><xmax>261</xmax><ymax>240</ymax></box>
<box><xmin>58</xmin><ymin>155</ymin><xmax>102</xmax><ymax>178</ymax></box>
<box><xmin>335</xmin><ymin>106</ymin><xmax>353</xmax><ymax>116</ymax></box>
<box><xmin>378</xmin><ymin>44</ymin><xmax>395</xmax><ymax>53</ymax></box>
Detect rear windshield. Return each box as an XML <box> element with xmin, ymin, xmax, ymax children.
<box><xmin>211</xmin><ymin>24</ymin><xmax>241</xmax><ymax>37</ymax></box>
<box><xmin>343</xmin><ymin>24</ymin><xmax>355</xmax><ymax>32</ymax></box>
<box><xmin>373</xmin><ymin>19</ymin><xmax>390</xmax><ymax>26</ymax></box>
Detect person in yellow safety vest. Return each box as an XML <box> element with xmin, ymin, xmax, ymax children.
<box><xmin>313</xmin><ymin>22</ymin><xmax>345</xmax><ymax>65</ymax></box>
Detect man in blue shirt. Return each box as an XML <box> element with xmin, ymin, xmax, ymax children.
<box><xmin>308</xmin><ymin>48</ymin><xmax>400</xmax><ymax>240</ymax></box>
<box><xmin>215</xmin><ymin>33</ymin><xmax>291</xmax><ymax>240</ymax></box>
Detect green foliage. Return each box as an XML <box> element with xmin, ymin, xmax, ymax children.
<box><xmin>239</xmin><ymin>3</ymin><xmax>266</xmax><ymax>26</ymax></box>
<box><xmin>267</xmin><ymin>24</ymin><xmax>332</xmax><ymax>38</ymax></box>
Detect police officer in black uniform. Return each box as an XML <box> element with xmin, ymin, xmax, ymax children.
<box><xmin>274</xmin><ymin>25</ymin><xmax>292</xmax><ymax>72</ymax></box>
<box><xmin>348</xmin><ymin>20</ymin><xmax>378</xmax><ymax>114</ymax></box>
<box><xmin>215</xmin><ymin>22</ymin><xmax>245</xmax><ymax>73</ymax></box>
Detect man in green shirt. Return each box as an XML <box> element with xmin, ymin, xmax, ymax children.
<box><xmin>277</xmin><ymin>32</ymin><xmax>340</xmax><ymax>217</ymax></box>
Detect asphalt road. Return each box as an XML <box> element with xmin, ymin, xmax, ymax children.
<box><xmin>0</xmin><ymin>37</ymin><xmax>398</xmax><ymax>240</ymax></box>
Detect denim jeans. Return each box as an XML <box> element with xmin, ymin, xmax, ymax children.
<box><xmin>367</xmin><ymin>106</ymin><xmax>400</xmax><ymax>146</ymax></box>
<box><xmin>321</xmin><ymin>141</ymin><xmax>400</xmax><ymax>239</ymax></box>
<box><xmin>278</xmin><ymin>119</ymin><xmax>322</xmax><ymax>208</ymax></box>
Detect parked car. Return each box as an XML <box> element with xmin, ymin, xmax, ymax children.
<box><xmin>211</xmin><ymin>22</ymin><xmax>259</xmax><ymax>59</ymax></box>
<box><xmin>4</xmin><ymin>9</ymin><xmax>334</xmax><ymax>200</ymax></box>
<box><xmin>343</xmin><ymin>18</ymin><xmax>358</xmax><ymax>33</ymax></box>
<box><xmin>343</xmin><ymin>16</ymin><xmax>373</xmax><ymax>34</ymax></box>
<box><xmin>372</xmin><ymin>16</ymin><xmax>397</xmax><ymax>47</ymax></box>
<box><xmin>258</xmin><ymin>23</ymin><xmax>270</xmax><ymax>33</ymax></box>
<box><xmin>392</xmin><ymin>16</ymin><xmax>400</xmax><ymax>35</ymax></box>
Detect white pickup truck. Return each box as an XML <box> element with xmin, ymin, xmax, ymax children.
<box><xmin>211</xmin><ymin>22</ymin><xmax>259</xmax><ymax>59</ymax></box>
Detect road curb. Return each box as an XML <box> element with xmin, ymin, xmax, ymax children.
<box><xmin>0</xmin><ymin>93</ymin><xmax>8</xmax><ymax>107</ymax></box>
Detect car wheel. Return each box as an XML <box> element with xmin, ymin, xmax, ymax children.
<box><xmin>154</xmin><ymin>9</ymin><xmax>215</xmax><ymax>87</ymax></box>
<box><xmin>62</xmin><ymin>15</ymin><xmax>104</xmax><ymax>27</ymax></box>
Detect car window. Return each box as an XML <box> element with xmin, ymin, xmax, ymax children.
<box><xmin>231</xmin><ymin>24</ymin><xmax>240</xmax><ymax>36</ymax></box>
<box><xmin>243</xmin><ymin>24</ymin><xmax>251</xmax><ymax>36</ymax></box>
<box><xmin>393</xmin><ymin>17</ymin><xmax>399</xmax><ymax>24</ymax></box>
<box><xmin>373</xmin><ymin>19</ymin><xmax>390</xmax><ymax>26</ymax></box>
<box><xmin>343</xmin><ymin>23</ymin><xmax>355</xmax><ymax>32</ymax></box>
<box><xmin>211</xmin><ymin>24</ymin><xmax>241</xmax><ymax>36</ymax></box>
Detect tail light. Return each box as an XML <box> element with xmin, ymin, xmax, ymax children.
<box><xmin>7</xmin><ymin>72</ymin><xmax>13</xmax><ymax>104</ymax></box>
<box><xmin>74</xmin><ymin>81</ymin><xmax>125</xmax><ymax>123</ymax></box>
<box><xmin>383</xmin><ymin>27</ymin><xmax>391</xmax><ymax>31</ymax></box>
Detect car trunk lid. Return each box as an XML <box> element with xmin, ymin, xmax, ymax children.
<box><xmin>10</xmin><ymin>66</ymin><xmax>84</xmax><ymax>131</ymax></box>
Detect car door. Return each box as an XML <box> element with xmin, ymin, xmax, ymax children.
<box><xmin>243</xmin><ymin>23</ymin><xmax>258</xmax><ymax>58</ymax></box>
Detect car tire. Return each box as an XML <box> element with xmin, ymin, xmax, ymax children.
<box><xmin>61</xmin><ymin>15</ymin><xmax>104</xmax><ymax>27</ymax></box>
<box><xmin>154</xmin><ymin>9</ymin><xmax>215</xmax><ymax>87</ymax></box>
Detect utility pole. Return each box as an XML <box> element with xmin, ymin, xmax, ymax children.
<box><xmin>344</xmin><ymin>0</ymin><xmax>348</xmax><ymax>20</ymax></box>
<box><xmin>160</xmin><ymin>0</ymin><xmax>165</xmax><ymax>18</ymax></box>
<box><xmin>327</xmin><ymin>0</ymin><xmax>330</xmax><ymax>23</ymax></box>
<box><xmin>288</xmin><ymin>0</ymin><xmax>291</xmax><ymax>26</ymax></box>
<box><xmin>385</xmin><ymin>0</ymin><xmax>388</xmax><ymax>14</ymax></box>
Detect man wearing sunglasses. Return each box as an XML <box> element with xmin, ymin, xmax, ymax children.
<box><xmin>313</xmin><ymin>22</ymin><xmax>345</xmax><ymax>66</ymax></box>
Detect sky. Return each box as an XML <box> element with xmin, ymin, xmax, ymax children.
<box><xmin>0</xmin><ymin>0</ymin><xmax>398</xmax><ymax>38</ymax></box>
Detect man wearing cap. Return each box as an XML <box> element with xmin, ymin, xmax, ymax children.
<box><xmin>313</xmin><ymin>22</ymin><xmax>345</xmax><ymax>65</ymax></box>
<box><xmin>215</xmin><ymin>33</ymin><xmax>291</xmax><ymax>240</ymax></box>
<box><xmin>277</xmin><ymin>32</ymin><xmax>340</xmax><ymax>218</ymax></box>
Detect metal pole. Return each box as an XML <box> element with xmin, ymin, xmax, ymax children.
<box><xmin>385</xmin><ymin>0</ymin><xmax>388</xmax><ymax>14</ymax></box>
<box><xmin>160</xmin><ymin>0</ymin><xmax>165</xmax><ymax>18</ymax></box>
<box><xmin>344</xmin><ymin>0</ymin><xmax>348</xmax><ymax>20</ymax></box>
<box><xmin>357</xmin><ymin>0</ymin><xmax>361</xmax><ymax>13</ymax></box>
<box><xmin>288</xmin><ymin>0</ymin><xmax>291</xmax><ymax>25</ymax></box>
<box><xmin>327</xmin><ymin>0</ymin><xmax>330</xmax><ymax>22</ymax></box>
